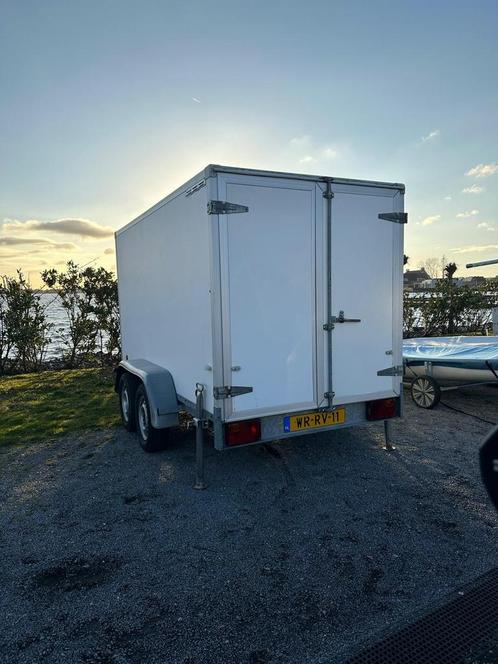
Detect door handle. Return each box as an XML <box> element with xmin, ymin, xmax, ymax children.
<box><xmin>331</xmin><ymin>310</ymin><xmax>361</xmax><ymax>324</ymax></box>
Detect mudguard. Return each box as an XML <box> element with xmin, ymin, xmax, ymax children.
<box><xmin>116</xmin><ymin>359</ymin><xmax>179</xmax><ymax>429</ymax></box>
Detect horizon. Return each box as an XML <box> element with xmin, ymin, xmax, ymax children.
<box><xmin>1</xmin><ymin>0</ymin><xmax>497</xmax><ymax>286</ymax></box>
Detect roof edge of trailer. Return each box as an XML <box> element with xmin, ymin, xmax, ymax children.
<box><xmin>116</xmin><ymin>164</ymin><xmax>405</xmax><ymax>236</ymax></box>
<box><xmin>207</xmin><ymin>164</ymin><xmax>405</xmax><ymax>193</ymax></box>
<box><xmin>116</xmin><ymin>166</ymin><xmax>211</xmax><ymax>236</ymax></box>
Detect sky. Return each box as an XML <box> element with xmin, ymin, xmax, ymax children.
<box><xmin>1</xmin><ymin>0</ymin><xmax>497</xmax><ymax>285</ymax></box>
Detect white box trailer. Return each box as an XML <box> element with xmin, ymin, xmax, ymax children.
<box><xmin>115</xmin><ymin>164</ymin><xmax>405</xmax><ymax>457</ymax></box>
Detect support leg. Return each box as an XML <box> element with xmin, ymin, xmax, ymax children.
<box><xmin>194</xmin><ymin>383</ymin><xmax>207</xmax><ymax>490</ymax></box>
<box><xmin>383</xmin><ymin>419</ymin><xmax>395</xmax><ymax>451</ymax></box>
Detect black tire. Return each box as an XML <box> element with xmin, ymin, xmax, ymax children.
<box><xmin>410</xmin><ymin>375</ymin><xmax>441</xmax><ymax>409</ymax></box>
<box><xmin>118</xmin><ymin>373</ymin><xmax>137</xmax><ymax>432</ymax></box>
<box><xmin>135</xmin><ymin>384</ymin><xmax>169</xmax><ymax>452</ymax></box>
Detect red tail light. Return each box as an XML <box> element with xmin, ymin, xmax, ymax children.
<box><xmin>225</xmin><ymin>419</ymin><xmax>261</xmax><ymax>446</ymax></box>
<box><xmin>366</xmin><ymin>398</ymin><xmax>397</xmax><ymax>421</ymax></box>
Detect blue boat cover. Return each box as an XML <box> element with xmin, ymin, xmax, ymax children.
<box><xmin>403</xmin><ymin>336</ymin><xmax>498</xmax><ymax>367</ymax></box>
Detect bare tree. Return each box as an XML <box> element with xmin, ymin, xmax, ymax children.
<box><xmin>440</xmin><ymin>254</ymin><xmax>447</xmax><ymax>279</ymax></box>
<box><xmin>420</xmin><ymin>257</ymin><xmax>441</xmax><ymax>279</ymax></box>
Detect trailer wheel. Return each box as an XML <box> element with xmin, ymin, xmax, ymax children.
<box><xmin>118</xmin><ymin>373</ymin><xmax>137</xmax><ymax>432</ymax></box>
<box><xmin>410</xmin><ymin>376</ymin><xmax>441</xmax><ymax>409</ymax></box>
<box><xmin>135</xmin><ymin>384</ymin><xmax>169</xmax><ymax>452</ymax></box>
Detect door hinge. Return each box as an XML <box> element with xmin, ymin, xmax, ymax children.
<box><xmin>207</xmin><ymin>200</ymin><xmax>249</xmax><ymax>215</ymax></box>
<box><xmin>213</xmin><ymin>385</ymin><xmax>253</xmax><ymax>399</ymax></box>
<box><xmin>377</xmin><ymin>365</ymin><xmax>404</xmax><ymax>377</ymax></box>
<box><xmin>378</xmin><ymin>212</ymin><xmax>408</xmax><ymax>224</ymax></box>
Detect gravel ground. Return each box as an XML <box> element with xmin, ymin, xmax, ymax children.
<box><xmin>1</xmin><ymin>386</ymin><xmax>497</xmax><ymax>664</ymax></box>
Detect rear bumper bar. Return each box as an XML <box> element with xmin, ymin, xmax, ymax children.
<box><xmin>213</xmin><ymin>397</ymin><xmax>402</xmax><ymax>450</ymax></box>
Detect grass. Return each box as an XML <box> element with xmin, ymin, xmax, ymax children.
<box><xmin>0</xmin><ymin>368</ymin><xmax>121</xmax><ymax>447</ymax></box>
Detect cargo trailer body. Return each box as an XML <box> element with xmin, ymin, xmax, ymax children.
<box><xmin>115</xmin><ymin>165</ymin><xmax>405</xmax><ymax>450</ymax></box>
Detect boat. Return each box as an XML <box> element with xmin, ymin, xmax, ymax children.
<box><xmin>403</xmin><ymin>336</ymin><xmax>498</xmax><ymax>408</ymax></box>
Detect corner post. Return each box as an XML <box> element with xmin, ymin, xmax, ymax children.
<box><xmin>194</xmin><ymin>383</ymin><xmax>207</xmax><ymax>490</ymax></box>
<box><xmin>323</xmin><ymin>178</ymin><xmax>334</xmax><ymax>410</ymax></box>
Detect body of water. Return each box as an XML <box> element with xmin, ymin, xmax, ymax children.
<box><xmin>40</xmin><ymin>292</ymin><xmax>71</xmax><ymax>358</ymax></box>
<box><xmin>39</xmin><ymin>292</ymin><xmax>113</xmax><ymax>359</ymax></box>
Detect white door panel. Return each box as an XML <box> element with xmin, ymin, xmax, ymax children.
<box><xmin>219</xmin><ymin>177</ymin><xmax>317</xmax><ymax>418</ymax></box>
<box><xmin>329</xmin><ymin>191</ymin><xmax>398</xmax><ymax>403</ymax></box>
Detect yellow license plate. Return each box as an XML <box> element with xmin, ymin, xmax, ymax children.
<box><xmin>283</xmin><ymin>408</ymin><xmax>346</xmax><ymax>433</ymax></box>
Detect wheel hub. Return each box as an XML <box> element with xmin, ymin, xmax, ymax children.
<box><xmin>138</xmin><ymin>399</ymin><xmax>149</xmax><ymax>439</ymax></box>
<box><xmin>412</xmin><ymin>378</ymin><xmax>436</xmax><ymax>408</ymax></box>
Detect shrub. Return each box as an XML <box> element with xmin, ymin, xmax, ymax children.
<box><xmin>81</xmin><ymin>266</ymin><xmax>120</xmax><ymax>361</ymax></box>
<box><xmin>42</xmin><ymin>261</ymin><xmax>98</xmax><ymax>368</ymax></box>
<box><xmin>41</xmin><ymin>261</ymin><xmax>120</xmax><ymax>367</ymax></box>
<box><xmin>403</xmin><ymin>280</ymin><xmax>497</xmax><ymax>338</ymax></box>
<box><xmin>0</xmin><ymin>271</ymin><xmax>51</xmax><ymax>373</ymax></box>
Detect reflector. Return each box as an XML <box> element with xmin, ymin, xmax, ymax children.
<box><xmin>225</xmin><ymin>419</ymin><xmax>261</xmax><ymax>446</ymax></box>
<box><xmin>366</xmin><ymin>398</ymin><xmax>397</xmax><ymax>421</ymax></box>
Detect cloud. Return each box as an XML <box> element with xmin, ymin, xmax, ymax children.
<box><xmin>104</xmin><ymin>247</ymin><xmax>114</xmax><ymax>255</ymax></box>
<box><xmin>465</xmin><ymin>162</ymin><xmax>498</xmax><ymax>178</ymax></box>
<box><xmin>290</xmin><ymin>136</ymin><xmax>339</xmax><ymax>165</ymax></box>
<box><xmin>456</xmin><ymin>209</ymin><xmax>479</xmax><ymax>218</ymax></box>
<box><xmin>421</xmin><ymin>129</ymin><xmax>440</xmax><ymax>143</ymax></box>
<box><xmin>289</xmin><ymin>135</ymin><xmax>312</xmax><ymax>149</ymax></box>
<box><xmin>462</xmin><ymin>184</ymin><xmax>485</xmax><ymax>194</ymax></box>
<box><xmin>299</xmin><ymin>155</ymin><xmax>316</xmax><ymax>164</ymax></box>
<box><xmin>321</xmin><ymin>147</ymin><xmax>338</xmax><ymax>160</ymax></box>
<box><xmin>477</xmin><ymin>222</ymin><xmax>495</xmax><ymax>231</ymax></box>
<box><xmin>3</xmin><ymin>217</ymin><xmax>114</xmax><ymax>238</ymax></box>
<box><xmin>0</xmin><ymin>247</ymin><xmax>44</xmax><ymax>256</ymax></box>
<box><xmin>421</xmin><ymin>214</ymin><xmax>441</xmax><ymax>226</ymax></box>
<box><xmin>0</xmin><ymin>237</ymin><xmax>76</xmax><ymax>249</ymax></box>
<box><xmin>444</xmin><ymin>195</ymin><xmax>452</xmax><ymax>200</ymax></box>
<box><xmin>452</xmin><ymin>244</ymin><xmax>498</xmax><ymax>254</ymax></box>
<box><xmin>0</xmin><ymin>251</ymin><xmax>32</xmax><ymax>260</ymax></box>
<box><xmin>192</xmin><ymin>97</ymin><xmax>201</xmax><ymax>103</ymax></box>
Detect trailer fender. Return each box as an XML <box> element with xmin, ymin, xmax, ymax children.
<box><xmin>116</xmin><ymin>359</ymin><xmax>179</xmax><ymax>429</ymax></box>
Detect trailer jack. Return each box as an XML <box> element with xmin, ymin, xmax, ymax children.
<box><xmin>193</xmin><ymin>383</ymin><xmax>208</xmax><ymax>490</ymax></box>
<box><xmin>383</xmin><ymin>419</ymin><xmax>395</xmax><ymax>451</ymax></box>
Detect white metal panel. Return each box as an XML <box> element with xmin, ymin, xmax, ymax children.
<box><xmin>326</xmin><ymin>187</ymin><xmax>402</xmax><ymax>404</ymax></box>
<box><xmin>217</xmin><ymin>174</ymin><xmax>318</xmax><ymax>419</ymax></box>
<box><xmin>116</xmin><ymin>183</ymin><xmax>215</xmax><ymax>412</ymax></box>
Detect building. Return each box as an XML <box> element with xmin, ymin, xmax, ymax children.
<box><xmin>419</xmin><ymin>278</ymin><xmax>438</xmax><ymax>289</ymax></box>
<box><xmin>404</xmin><ymin>268</ymin><xmax>430</xmax><ymax>290</ymax></box>
<box><xmin>455</xmin><ymin>276</ymin><xmax>486</xmax><ymax>287</ymax></box>
<box><xmin>413</xmin><ymin>275</ymin><xmax>488</xmax><ymax>289</ymax></box>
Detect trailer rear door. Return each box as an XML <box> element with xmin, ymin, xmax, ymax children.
<box><xmin>217</xmin><ymin>174</ymin><xmax>319</xmax><ymax>420</ymax></box>
<box><xmin>327</xmin><ymin>186</ymin><xmax>403</xmax><ymax>404</ymax></box>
